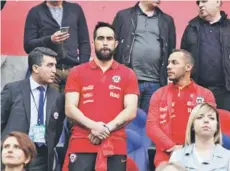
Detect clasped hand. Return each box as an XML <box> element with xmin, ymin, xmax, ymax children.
<box><xmin>88</xmin><ymin>122</ymin><xmax>110</xmax><ymax>145</ymax></box>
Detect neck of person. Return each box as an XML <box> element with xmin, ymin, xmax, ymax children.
<box><xmin>31</xmin><ymin>74</ymin><xmax>47</xmax><ymax>87</ymax></box>
<box><xmin>139</xmin><ymin>2</ymin><xmax>156</xmax><ymax>16</ymax></box>
<box><xmin>174</xmin><ymin>75</ymin><xmax>191</xmax><ymax>88</ymax></box>
<box><xmin>46</xmin><ymin>1</ymin><xmax>63</xmax><ymax>8</ymax></box>
<box><xmin>94</xmin><ymin>57</ymin><xmax>114</xmax><ymax>73</ymax></box>
<box><xmin>5</xmin><ymin>165</ymin><xmax>24</xmax><ymax>171</ymax></box>
<box><xmin>204</xmin><ymin>12</ymin><xmax>222</xmax><ymax>24</ymax></box>
<box><xmin>194</xmin><ymin>135</ymin><xmax>215</xmax><ymax>152</ymax></box>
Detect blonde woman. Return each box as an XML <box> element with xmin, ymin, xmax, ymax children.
<box><xmin>170</xmin><ymin>103</ymin><xmax>230</xmax><ymax>171</ymax></box>
<box><xmin>1</xmin><ymin>131</ymin><xmax>37</xmax><ymax>171</ymax></box>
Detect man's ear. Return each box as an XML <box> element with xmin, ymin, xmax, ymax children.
<box><xmin>32</xmin><ymin>65</ymin><xmax>39</xmax><ymax>74</ymax></box>
<box><xmin>185</xmin><ymin>63</ymin><xmax>193</xmax><ymax>72</ymax></box>
<box><xmin>115</xmin><ymin>40</ymin><xmax>118</xmax><ymax>49</ymax></box>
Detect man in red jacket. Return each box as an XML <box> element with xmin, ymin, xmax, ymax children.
<box><xmin>146</xmin><ymin>49</ymin><xmax>216</xmax><ymax>167</ymax></box>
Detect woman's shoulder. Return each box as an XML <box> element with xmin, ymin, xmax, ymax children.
<box><xmin>215</xmin><ymin>144</ymin><xmax>230</xmax><ymax>158</ymax></box>
<box><xmin>169</xmin><ymin>144</ymin><xmax>194</xmax><ymax>162</ymax></box>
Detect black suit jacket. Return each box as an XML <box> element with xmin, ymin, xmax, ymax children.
<box><xmin>1</xmin><ymin>78</ymin><xmax>65</xmax><ymax>171</ymax></box>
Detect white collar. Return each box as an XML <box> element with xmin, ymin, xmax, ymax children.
<box><xmin>29</xmin><ymin>76</ymin><xmax>47</xmax><ymax>91</ymax></box>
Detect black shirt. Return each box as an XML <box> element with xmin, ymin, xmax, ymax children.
<box><xmin>199</xmin><ymin>17</ymin><xmax>225</xmax><ymax>87</ymax></box>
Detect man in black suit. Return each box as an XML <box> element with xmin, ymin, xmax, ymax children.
<box><xmin>1</xmin><ymin>47</ymin><xmax>65</xmax><ymax>171</ymax></box>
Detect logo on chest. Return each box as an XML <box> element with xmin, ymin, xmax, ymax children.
<box><xmin>112</xmin><ymin>75</ymin><xmax>121</xmax><ymax>83</ymax></box>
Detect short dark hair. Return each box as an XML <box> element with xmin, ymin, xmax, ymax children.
<box><xmin>196</xmin><ymin>0</ymin><xmax>222</xmax><ymax>6</ymax></box>
<box><xmin>2</xmin><ymin>131</ymin><xmax>37</xmax><ymax>167</ymax></box>
<box><xmin>172</xmin><ymin>49</ymin><xmax>195</xmax><ymax>65</ymax></box>
<box><xmin>93</xmin><ymin>22</ymin><xmax>117</xmax><ymax>40</ymax></box>
<box><xmin>28</xmin><ymin>47</ymin><xmax>57</xmax><ymax>73</ymax></box>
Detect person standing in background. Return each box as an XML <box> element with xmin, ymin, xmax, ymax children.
<box><xmin>181</xmin><ymin>0</ymin><xmax>230</xmax><ymax>111</ymax></box>
<box><xmin>113</xmin><ymin>0</ymin><xmax>176</xmax><ymax>113</ymax></box>
<box><xmin>24</xmin><ymin>0</ymin><xmax>91</xmax><ymax>92</ymax></box>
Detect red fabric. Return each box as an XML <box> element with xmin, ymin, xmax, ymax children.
<box><xmin>146</xmin><ymin>81</ymin><xmax>216</xmax><ymax>167</ymax></box>
<box><xmin>65</xmin><ymin>59</ymin><xmax>139</xmax><ymax>152</ymax></box>
<box><xmin>218</xmin><ymin>109</ymin><xmax>230</xmax><ymax>136</ymax></box>
<box><xmin>170</xmin><ymin>82</ymin><xmax>197</xmax><ymax>145</ymax></box>
<box><xmin>126</xmin><ymin>157</ymin><xmax>139</xmax><ymax>171</ymax></box>
<box><xmin>62</xmin><ymin>132</ymin><xmax>126</xmax><ymax>171</ymax></box>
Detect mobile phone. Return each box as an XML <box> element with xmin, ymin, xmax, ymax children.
<box><xmin>60</xmin><ymin>26</ymin><xmax>70</xmax><ymax>33</ymax></box>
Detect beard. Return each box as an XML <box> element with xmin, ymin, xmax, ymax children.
<box><xmin>95</xmin><ymin>48</ymin><xmax>114</xmax><ymax>62</ymax></box>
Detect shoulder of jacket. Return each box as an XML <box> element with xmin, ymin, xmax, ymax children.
<box><xmin>116</xmin><ymin>6</ymin><xmax>135</xmax><ymax>16</ymax></box>
<box><xmin>187</xmin><ymin>16</ymin><xmax>201</xmax><ymax>27</ymax></box>
<box><xmin>160</xmin><ymin>11</ymin><xmax>174</xmax><ymax>21</ymax></box>
<box><xmin>28</xmin><ymin>3</ymin><xmax>43</xmax><ymax>13</ymax></box>
<box><xmin>153</xmin><ymin>85</ymin><xmax>170</xmax><ymax>98</ymax></box>
<box><xmin>64</xmin><ymin>1</ymin><xmax>82</xmax><ymax>9</ymax></box>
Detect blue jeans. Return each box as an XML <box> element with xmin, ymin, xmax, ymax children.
<box><xmin>138</xmin><ymin>81</ymin><xmax>160</xmax><ymax>114</ymax></box>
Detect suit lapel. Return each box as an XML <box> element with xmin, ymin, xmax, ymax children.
<box><xmin>21</xmin><ymin>79</ymin><xmax>31</xmax><ymax>123</ymax></box>
<box><xmin>46</xmin><ymin>86</ymin><xmax>56</xmax><ymax>125</ymax></box>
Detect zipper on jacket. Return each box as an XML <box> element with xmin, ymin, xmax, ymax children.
<box><xmin>128</xmin><ymin>19</ymin><xmax>136</xmax><ymax>64</ymax></box>
<box><xmin>178</xmin><ymin>87</ymin><xmax>182</xmax><ymax>97</ymax></box>
<box><xmin>219</xmin><ymin>27</ymin><xmax>228</xmax><ymax>90</ymax></box>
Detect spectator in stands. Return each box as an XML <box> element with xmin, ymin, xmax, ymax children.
<box><xmin>170</xmin><ymin>103</ymin><xmax>230</xmax><ymax>170</ymax></box>
<box><xmin>62</xmin><ymin>22</ymin><xmax>139</xmax><ymax>171</ymax></box>
<box><xmin>112</xmin><ymin>0</ymin><xmax>176</xmax><ymax>113</ymax></box>
<box><xmin>24</xmin><ymin>0</ymin><xmax>91</xmax><ymax>92</ymax></box>
<box><xmin>1</xmin><ymin>47</ymin><xmax>65</xmax><ymax>171</ymax></box>
<box><xmin>156</xmin><ymin>162</ymin><xmax>187</xmax><ymax>171</ymax></box>
<box><xmin>146</xmin><ymin>49</ymin><xmax>216</xmax><ymax>167</ymax></box>
<box><xmin>181</xmin><ymin>0</ymin><xmax>230</xmax><ymax>111</ymax></box>
<box><xmin>1</xmin><ymin>131</ymin><xmax>37</xmax><ymax>171</ymax></box>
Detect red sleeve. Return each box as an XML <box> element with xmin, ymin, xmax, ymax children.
<box><xmin>204</xmin><ymin>89</ymin><xmax>217</xmax><ymax>107</ymax></box>
<box><xmin>218</xmin><ymin>109</ymin><xmax>230</xmax><ymax>136</ymax></box>
<box><xmin>146</xmin><ymin>89</ymin><xmax>176</xmax><ymax>151</ymax></box>
<box><xmin>123</xmin><ymin>69</ymin><xmax>139</xmax><ymax>96</ymax></box>
<box><xmin>65</xmin><ymin>66</ymin><xmax>82</xmax><ymax>93</ymax></box>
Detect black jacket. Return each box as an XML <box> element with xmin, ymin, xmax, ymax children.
<box><xmin>112</xmin><ymin>3</ymin><xmax>176</xmax><ymax>86</ymax></box>
<box><xmin>24</xmin><ymin>1</ymin><xmax>91</xmax><ymax>66</ymax></box>
<box><xmin>181</xmin><ymin>12</ymin><xmax>230</xmax><ymax>91</ymax></box>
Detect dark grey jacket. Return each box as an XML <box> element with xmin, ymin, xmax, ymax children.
<box><xmin>112</xmin><ymin>3</ymin><xmax>176</xmax><ymax>86</ymax></box>
<box><xmin>1</xmin><ymin>79</ymin><xmax>65</xmax><ymax>171</ymax></box>
<box><xmin>24</xmin><ymin>1</ymin><xmax>91</xmax><ymax>66</ymax></box>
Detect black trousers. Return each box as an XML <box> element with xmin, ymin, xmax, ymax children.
<box><xmin>208</xmin><ymin>86</ymin><xmax>230</xmax><ymax>111</ymax></box>
<box><xmin>27</xmin><ymin>145</ymin><xmax>48</xmax><ymax>171</ymax></box>
<box><xmin>68</xmin><ymin>153</ymin><xmax>126</xmax><ymax>171</ymax></box>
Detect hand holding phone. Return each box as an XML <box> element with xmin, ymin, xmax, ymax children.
<box><xmin>60</xmin><ymin>26</ymin><xmax>70</xmax><ymax>33</ymax></box>
<box><xmin>51</xmin><ymin>27</ymin><xmax>70</xmax><ymax>43</ymax></box>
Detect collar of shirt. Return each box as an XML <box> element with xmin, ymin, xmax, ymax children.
<box><xmin>136</xmin><ymin>3</ymin><xmax>158</xmax><ymax>17</ymax></box>
<box><xmin>89</xmin><ymin>59</ymin><xmax>119</xmax><ymax>70</ymax></box>
<box><xmin>170</xmin><ymin>80</ymin><xmax>195</xmax><ymax>90</ymax></box>
<box><xmin>185</xmin><ymin>144</ymin><xmax>225</xmax><ymax>161</ymax></box>
<box><xmin>29</xmin><ymin>76</ymin><xmax>48</xmax><ymax>92</ymax></box>
<box><xmin>200</xmin><ymin>16</ymin><xmax>225</xmax><ymax>26</ymax></box>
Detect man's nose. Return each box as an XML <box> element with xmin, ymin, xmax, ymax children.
<box><xmin>52</xmin><ymin>66</ymin><xmax>56</xmax><ymax>73</ymax></box>
<box><xmin>167</xmin><ymin>63</ymin><xmax>171</xmax><ymax>69</ymax></box>
<box><xmin>103</xmin><ymin>39</ymin><xmax>108</xmax><ymax>45</ymax></box>
<box><xmin>199</xmin><ymin>2</ymin><xmax>204</xmax><ymax>8</ymax></box>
